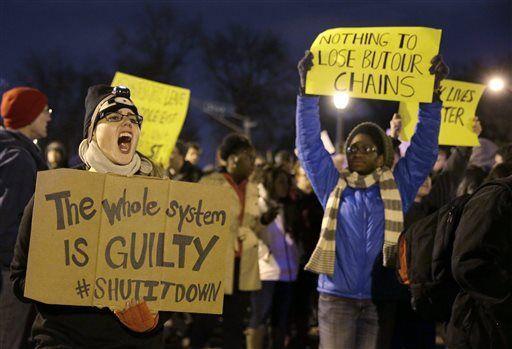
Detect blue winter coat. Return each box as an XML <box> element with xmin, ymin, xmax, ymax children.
<box><xmin>296</xmin><ymin>96</ymin><xmax>441</xmax><ymax>300</ymax></box>
<box><xmin>0</xmin><ymin>129</ymin><xmax>47</xmax><ymax>267</ymax></box>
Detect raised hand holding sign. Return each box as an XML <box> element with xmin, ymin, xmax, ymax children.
<box><xmin>399</xmin><ymin>79</ymin><xmax>485</xmax><ymax>146</ymax></box>
<box><xmin>305</xmin><ymin>27</ymin><xmax>442</xmax><ymax>102</ymax></box>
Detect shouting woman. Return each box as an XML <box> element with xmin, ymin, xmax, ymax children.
<box><xmin>10</xmin><ymin>85</ymin><xmax>167</xmax><ymax>348</ymax></box>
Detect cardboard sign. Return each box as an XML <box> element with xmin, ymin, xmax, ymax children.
<box><xmin>25</xmin><ymin>169</ymin><xmax>233</xmax><ymax>314</ymax></box>
<box><xmin>399</xmin><ymin>79</ymin><xmax>486</xmax><ymax>146</ymax></box>
<box><xmin>111</xmin><ymin>72</ymin><xmax>190</xmax><ymax>168</ymax></box>
<box><xmin>306</xmin><ymin>27</ymin><xmax>442</xmax><ymax>102</ymax></box>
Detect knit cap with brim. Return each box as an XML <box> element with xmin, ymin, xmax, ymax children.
<box><xmin>345</xmin><ymin>122</ymin><xmax>395</xmax><ymax>168</ymax></box>
<box><xmin>83</xmin><ymin>85</ymin><xmax>138</xmax><ymax>140</ymax></box>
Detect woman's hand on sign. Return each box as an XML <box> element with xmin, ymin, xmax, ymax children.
<box><xmin>114</xmin><ymin>299</ymin><xmax>159</xmax><ymax>333</ymax></box>
<box><xmin>389</xmin><ymin>113</ymin><xmax>402</xmax><ymax>139</ymax></box>
<box><xmin>429</xmin><ymin>54</ymin><xmax>449</xmax><ymax>90</ymax></box>
<box><xmin>472</xmin><ymin>116</ymin><xmax>482</xmax><ymax>136</ymax></box>
<box><xmin>298</xmin><ymin>50</ymin><xmax>314</xmax><ymax>95</ymax></box>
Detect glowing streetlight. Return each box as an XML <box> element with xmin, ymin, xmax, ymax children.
<box><xmin>488</xmin><ymin>77</ymin><xmax>506</xmax><ymax>92</ymax></box>
<box><xmin>333</xmin><ymin>92</ymin><xmax>350</xmax><ymax>109</ymax></box>
<box><xmin>333</xmin><ymin>92</ymin><xmax>350</xmax><ymax>151</ymax></box>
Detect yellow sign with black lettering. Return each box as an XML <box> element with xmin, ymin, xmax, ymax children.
<box><xmin>111</xmin><ymin>72</ymin><xmax>190</xmax><ymax>168</ymax></box>
<box><xmin>306</xmin><ymin>27</ymin><xmax>442</xmax><ymax>102</ymax></box>
<box><xmin>399</xmin><ymin>79</ymin><xmax>486</xmax><ymax>146</ymax></box>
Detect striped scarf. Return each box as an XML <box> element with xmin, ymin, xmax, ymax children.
<box><xmin>305</xmin><ymin>167</ymin><xmax>403</xmax><ymax>276</ymax></box>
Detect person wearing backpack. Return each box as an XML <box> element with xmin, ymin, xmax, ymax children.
<box><xmin>296</xmin><ymin>51</ymin><xmax>448</xmax><ymax>349</ymax></box>
<box><xmin>392</xmin><ymin>119</ymin><xmax>481</xmax><ymax>349</ymax></box>
<box><xmin>446</xmin><ymin>177</ymin><xmax>512</xmax><ymax>349</ymax></box>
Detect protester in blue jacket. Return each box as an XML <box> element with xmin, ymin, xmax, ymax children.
<box><xmin>296</xmin><ymin>51</ymin><xmax>448</xmax><ymax>349</ymax></box>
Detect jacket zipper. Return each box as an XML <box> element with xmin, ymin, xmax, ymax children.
<box><xmin>359</xmin><ymin>205</ymin><xmax>368</xmax><ymax>298</ymax></box>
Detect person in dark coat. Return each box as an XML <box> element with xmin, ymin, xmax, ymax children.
<box><xmin>163</xmin><ymin>139</ymin><xmax>202</xmax><ymax>347</ymax></box>
<box><xmin>0</xmin><ymin>86</ymin><xmax>50</xmax><ymax>349</ymax></box>
<box><xmin>166</xmin><ymin>140</ymin><xmax>203</xmax><ymax>182</ymax></box>
<box><xmin>447</xmin><ymin>176</ymin><xmax>512</xmax><ymax>349</ymax></box>
<box><xmin>486</xmin><ymin>162</ymin><xmax>512</xmax><ymax>181</ymax></box>
<box><xmin>388</xmin><ymin>118</ymin><xmax>482</xmax><ymax>349</ymax></box>
<box><xmin>288</xmin><ymin>164</ymin><xmax>323</xmax><ymax>349</ymax></box>
<box><xmin>456</xmin><ymin>166</ymin><xmax>488</xmax><ymax>197</ymax></box>
<box><xmin>45</xmin><ymin>140</ymin><xmax>68</xmax><ymax>169</ymax></box>
<box><xmin>404</xmin><ymin>117</ymin><xmax>482</xmax><ymax>226</ymax></box>
<box><xmin>494</xmin><ymin>143</ymin><xmax>512</xmax><ymax>165</ymax></box>
<box><xmin>10</xmin><ymin>85</ymin><xmax>167</xmax><ymax>349</ymax></box>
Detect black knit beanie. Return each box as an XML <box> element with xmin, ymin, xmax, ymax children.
<box><xmin>83</xmin><ymin>85</ymin><xmax>138</xmax><ymax>140</ymax></box>
<box><xmin>345</xmin><ymin>122</ymin><xmax>394</xmax><ymax>168</ymax></box>
<box><xmin>219</xmin><ymin>133</ymin><xmax>253</xmax><ymax>161</ymax></box>
<box><xmin>174</xmin><ymin>140</ymin><xmax>188</xmax><ymax>157</ymax></box>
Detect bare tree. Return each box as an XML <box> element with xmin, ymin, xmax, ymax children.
<box><xmin>201</xmin><ymin>24</ymin><xmax>296</xmax><ymax>150</ymax></box>
<box><xmin>114</xmin><ymin>4</ymin><xmax>201</xmax><ymax>84</ymax></box>
<box><xmin>14</xmin><ymin>3</ymin><xmax>203</xmax><ymax>161</ymax></box>
<box><xmin>16</xmin><ymin>50</ymin><xmax>110</xmax><ymax>157</ymax></box>
<box><xmin>113</xmin><ymin>4</ymin><xmax>202</xmax><ymax>142</ymax></box>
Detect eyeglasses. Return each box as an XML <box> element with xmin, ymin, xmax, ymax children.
<box><xmin>346</xmin><ymin>144</ymin><xmax>377</xmax><ymax>155</ymax></box>
<box><xmin>44</xmin><ymin>107</ymin><xmax>53</xmax><ymax>115</ymax></box>
<box><xmin>102</xmin><ymin>112</ymin><xmax>143</xmax><ymax>126</ymax></box>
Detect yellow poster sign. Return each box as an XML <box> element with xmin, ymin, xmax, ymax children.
<box><xmin>25</xmin><ymin>169</ymin><xmax>233</xmax><ymax>314</ymax></box>
<box><xmin>306</xmin><ymin>27</ymin><xmax>442</xmax><ymax>102</ymax></box>
<box><xmin>111</xmin><ymin>72</ymin><xmax>190</xmax><ymax>168</ymax></box>
<box><xmin>399</xmin><ymin>79</ymin><xmax>486</xmax><ymax>146</ymax></box>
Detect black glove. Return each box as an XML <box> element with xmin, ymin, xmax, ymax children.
<box><xmin>429</xmin><ymin>54</ymin><xmax>449</xmax><ymax>100</ymax></box>
<box><xmin>297</xmin><ymin>50</ymin><xmax>314</xmax><ymax>95</ymax></box>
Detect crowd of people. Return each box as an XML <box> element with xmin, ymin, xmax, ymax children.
<box><xmin>0</xmin><ymin>51</ymin><xmax>511</xmax><ymax>349</ymax></box>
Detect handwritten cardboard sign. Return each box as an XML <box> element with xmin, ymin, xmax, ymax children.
<box><xmin>306</xmin><ymin>27</ymin><xmax>442</xmax><ymax>102</ymax></box>
<box><xmin>111</xmin><ymin>72</ymin><xmax>190</xmax><ymax>169</ymax></box>
<box><xmin>25</xmin><ymin>169</ymin><xmax>233</xmax><ymax>314</ymax></box>
<box><xmin>399</xmin><ymin>79</ymin><xmax>486</xmax><ymax>146</ymax></box>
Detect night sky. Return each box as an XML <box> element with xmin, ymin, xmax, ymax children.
<box><xmin>1</xmin><ymin>0</ymin><xmax>511</xmax><ymax>163</ymax></box>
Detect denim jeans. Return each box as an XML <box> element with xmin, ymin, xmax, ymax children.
<box><xmin>318</xmin><ymin>293</ymin><xmax>383</xmax><ymax>349</ymax></box>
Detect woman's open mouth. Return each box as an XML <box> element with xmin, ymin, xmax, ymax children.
<box><xmin>117</xmin><ymin>132</ymin><xmax>133</xmax><ymax>154</ymax></box>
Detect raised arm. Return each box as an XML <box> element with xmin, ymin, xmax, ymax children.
<box><xmin>394</xmin><ymin>102</ymin><xmax>441</xmax><ymax>210</ymax></box>
<box><xmin>394</xmin><ymin>55</ymin><xmax>449</xmax><ymax>211</ymax></box>
<box><xmin>295</xmin><ymin>51</ymin><xmax>339</xmax><ymax>207</ymax></box>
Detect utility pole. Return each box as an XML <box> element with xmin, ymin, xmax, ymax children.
<box><xmin>191</xmin><ymin>98</ymin><xmax>257</xmax><ymax>139</ymax></box>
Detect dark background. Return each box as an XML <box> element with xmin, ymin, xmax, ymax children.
<box><xmin>1</xmin><ymin>0</ymin><xmax>511</xmax><ymax>166</ymax></box>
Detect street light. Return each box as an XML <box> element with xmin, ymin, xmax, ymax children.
<box><xmin>333</xmin><ymin>92</ymin><xmax>350</xmax><ymax>151</ymax></box>
<box><xmin>488</xmin><ymin>77</ymin><xmax>506</xmax><ymax>92</ymax></box>
<box><xmin>333</xmin><ymin>92</ymin><xmax>350</xmax><ymax>109</ymax></box>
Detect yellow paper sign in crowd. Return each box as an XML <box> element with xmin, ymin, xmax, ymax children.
<box><xmin>25</xmin><ymin>169</ymin><xmax>233</xmax><ymax>314</ymax></box>
<box><xmin>306</xmin><ymin>27</ymin><xmax>442</xmax><ymax>102</ymax></box>
<box><xmin>111</xmin><ymin>72</ymin><xmax>190</xmax><ymax>168</ymax></box>
<box><xmin>399</xmin><ymin>79</ymin><xmax>486</xmax><ymax>146</ymax></box>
